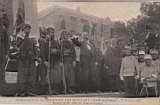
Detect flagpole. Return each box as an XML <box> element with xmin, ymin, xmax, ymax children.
<box><xmin>47</xmin><ymin>31</ymin><xmax>52</xmax><ymax>95</ymax></box>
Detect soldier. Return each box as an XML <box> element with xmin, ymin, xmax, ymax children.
<box><xmin>71</xmin><ymin>35</ymin><xmax>81</xmax><ymax>92</ymax></box>
<box><xmin>37</xmin><ymin>27</ymin><xmax>48</xmax><ymax>95</ymax></box>
<box><xmin>36</xmin><ymin>56</ymin><xmax>48</xmax><ymax>95</ymax></box>
<box><xmin>38</xmin><ymin>27</ymin><xmax>48</xmax><ymax>62</ymax></box>
<box><xmin>88</xmin><ymin>40</ymin><xmax>98</xmax><ymax>92</ymax></box>
<box><xmin>93</xmin><ymin>47</ymin><xmax>103</xmax><ymax>92</ymax></box>
<box><xmin>120</xmin><ymin>46</ymin><xmax>139</xmax><ymax>97</ymax></box>
<box><xmin>47</xmin><ymin>26</ymin><xmax>62</xmax><ymax>94</ymax></box>
<box><xmin>16</xmin><ymin>24</ymin><xmax>37</xmax><ymax>96</ymax></box>
<box><xmin>60</xmin><ymin>31</ymin><xmax>76</xmax><ymax>93</ymax></box>
<box><xmin>103</xmin><ymin>39</ymin><xmax>122</xmax><ymax>92</ymax></box>
<box><xmin>79</xmin><ymin>34</ymin><xmax>92</xmax><ymax>93</ymax></box>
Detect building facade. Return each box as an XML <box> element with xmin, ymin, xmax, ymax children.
<box><xmin>38</xmin><ymin>6</ymin><xmax>113</xmax><ymax>48</ymax></box>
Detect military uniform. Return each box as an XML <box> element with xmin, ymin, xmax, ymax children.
<box><xmin>61</xmin><ymin>39</ymin><xmax>76</xmax><ymax>92</ymax></box>
<box><xmin>79</xmin><ymin>41</ymin><xmax>92</xmax><ymax>92</ymax></box>
<box><xmin>71</xmin><ymin>35</ymin><xmax>81</xmax><ymax>92</ymax></box>
<box><xmin>92</xmin><ymin>48</ymin><xmax>102</xmax><ymax>91</ymax></box>
<box><xmin>74</xmin><ymin>45</ymin><xmax>81</xmax><ymax>92</ymax></box>
<box><xmin>17</xmin><ymin>33</ymin><xmax>37</xmax><ymax>94</ymax></box>
<box><xmin>37</xmin><ymin>36</ymin><xmax>48</xmax><ymax>94</ymax></box>
<box><xmin>50</xmin><ymin>38</ymin><xmax>62</xmax><ymax>93</ymax></box>
<box><xmin>103</xmin><ymin>46</ymin><xmax>122</xmax><ymax>91</ymax></box>
<box><xmin>88</xmin><ymin>42</ymin><xmax>99</xmax><ymax>92</ymax></box>
<box><xmin>38</xmin><ymin>35</ymin><xmax>49</xmax><ymax>61</ymax></box>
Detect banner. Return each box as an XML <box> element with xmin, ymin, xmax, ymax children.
<box><xmin>14</xmin><ymin>0</ymin><xmax>25</xmax><ymax>35</ymax></box>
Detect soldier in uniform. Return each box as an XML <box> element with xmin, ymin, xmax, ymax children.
<box><xmin>79</xmin><ymin>34</ymin><xmax>92</xmax><ymax>93</ymax></box>
<box><xmin>88</xmin><ymin>40</ymin><xmax>99</xmax><ymax>92</ymax></box>
<box><xmin>71</xmin><ymin>35</ymin><xmax>81</xmax><ymax>92</ymax></box>
<box><xmin>16</xmin><ymin>24</ymin><xmax>37</xmax><ymax>96</ymax></box>
<box><xmin>37</xmin><ymin>27</ymin><xmax>48</xmax><ymax>94</ymax></box>
<box><xmin>38</xmin><ymin>27</ymin><xmax>48</xmax><ymax>62</ymax></box>
<box><xmin>47</xmin><ymin>26</ymin><xmax>62</xmax><ymax>94</ymax></box>
<box><xmin>103</xmin><ymin>39</ymin><xmax>122</xmax><ymax>92</ymax></box>
<box><xmin>93</xmin><ymin>47</ymin><xmax>103</xmax><ymax>92</ymax></box>
<box><xmin>60</xmin><ymin>31</ymin><xmax>76</xmax><ymax>93</ymax></box>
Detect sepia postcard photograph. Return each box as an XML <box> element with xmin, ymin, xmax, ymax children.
<box><xmin>0</xmin><ymin>0</ymin><xmax>160</xmax><ymax>104</ymax></box>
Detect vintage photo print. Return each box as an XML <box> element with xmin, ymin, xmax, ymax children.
<box><xmin>0</xmin><ymin>0</ymin><xmax>160</xmax><ymax>104</ymax></box>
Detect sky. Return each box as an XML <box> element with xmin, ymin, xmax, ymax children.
<box><xmin>37</xmin><ymin>2</ymin><xmax>141</xmax><ymax>22</ymax></box>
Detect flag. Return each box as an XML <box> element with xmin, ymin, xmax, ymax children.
<box><xmin>14</xmin><ymin>0</ymin><xmax>25</xmax><ymax>35</ymax></box>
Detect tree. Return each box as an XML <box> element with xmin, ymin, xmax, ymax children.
<box><xmin>126</xmin><ymin>2</ymin><xmax>160</xmax><ymax>46</ymax></box>
<box><xmin>111</xmin><ymin>21</ymin><xmax>128</xmax><ymax>37</ymax></box>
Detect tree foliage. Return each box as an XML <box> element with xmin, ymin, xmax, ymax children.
<box><xmin>127</xmin><ymin>2</ymin><xmax>160</xmax><ymax>45</ymax></box>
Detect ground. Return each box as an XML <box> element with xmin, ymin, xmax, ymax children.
<box><xmin>39</xmin><ymin>92</ymin><xmax>126</xmax><ymax>97</ymax></box>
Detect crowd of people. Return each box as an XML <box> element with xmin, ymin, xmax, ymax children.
<box><xmin>1</xmin><ymin>23</ymin><xmax>160</xmax><ymax>97</ymax></box>
<box><xmin>6</xmin><ymin>24</ymin><xmax>107</xmax><ymax>96</ymax></box>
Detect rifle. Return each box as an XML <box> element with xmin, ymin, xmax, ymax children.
<box><xmin>60</xmin><ymin>39</ymin><xmax>67</xmax><ymax>94</ymax></box>
<box><xmin>47</xmin><ymin>33</ymin><xmax>52</xmax><ymax>95</ymax></box>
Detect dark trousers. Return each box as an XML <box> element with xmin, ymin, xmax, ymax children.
<box><xmin>123</xmin><ymin>76</ymin><xmax>136</xmax><ymax>97</ymax></box>
<box><xmin>75</xmin><ymin>61</ymin><xmax>81</xmax><ymax>92</ymax></box>
<box><xmin>36</xmin><ymin>63</ymin><xmax>48</xmax><ymax>94</ymax></box>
